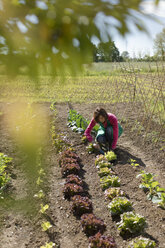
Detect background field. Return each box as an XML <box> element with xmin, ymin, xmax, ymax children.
<box><xmin>0</xmin><ymin>61</ymin><xmax>164</xmax><ymax>153</ymax></box>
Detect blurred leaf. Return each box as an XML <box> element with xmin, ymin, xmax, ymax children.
<box><xmin>0</xmin><ymin>0</ymin><xmax>160</xmax><ymax>78</ymax></box>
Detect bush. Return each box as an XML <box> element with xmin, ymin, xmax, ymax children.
<box><xmin>81</xmin><ymin>213</ymin><xmax>106</xmax><ymax>236</ymax></box>
<box><xmin>100</xmin><ymin>176</ymin><xmax>120</xmax><ymax>190</ymax></box>
<box><xmin>128</xmin><ymin>237</ymin><xmax>156</xmax><ymax>248</ymax></box>
<box><xmin>71</xmin><ymin>195</ymin><xmax>93</xmax><ymax>216</ymax></box>
<box><xmin>117</xmin><ymin>212</ymin><xmax>147</xmax><ymax>236</ymax></box>
<box><xmin>89</xmin><ymin>232</ymin><xmax>117</xmax><ymax>248</ymax></box>
<box><xmin>61</xmin><ymin>163</ymin><xmax>80</xmax><ymax>177</ymax></box>
<box><xmin>63</xmin><ymin>183</ymin><xmax>84</xmax><ymax>199</ymax></box>
<box><xmin>108</xmin><ymin>197</ymin><xmax>133</xmax><ymax>216</ymax></box>
<box><xmin>104</xmin><ymin>188</ymin><xmax>126</xmax><ymax>201</ymax></box>
<box><xmin>66</xmin><ymin>174</ymin><xmax>83</xmax><ymax>186</ymax></box>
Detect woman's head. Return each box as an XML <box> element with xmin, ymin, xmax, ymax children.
<box><xmin>93</xmin><ymin>107</ymin><xmax>108</xmax><ymax>123</ymax></box>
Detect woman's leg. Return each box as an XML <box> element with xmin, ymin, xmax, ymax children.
<box><xmin>96</xmin><ymin>134</ymin><xmax>107</xmax><ymax>144</ymax></box>
<box><xmin>105</xmin><ymin>126</ymin><xmax>113</xmax><ymax>148</ymax></box>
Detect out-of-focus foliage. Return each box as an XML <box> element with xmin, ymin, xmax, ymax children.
<box><xmin>0</xmin><ymin>0</ymin><xmax>160</xmax><ymax>77</ymax></box>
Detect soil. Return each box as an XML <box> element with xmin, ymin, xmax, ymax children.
<box><xmin>0</xmin><ymin>101</ymin><xmax>164</xmax><ymax>248</ymax></box>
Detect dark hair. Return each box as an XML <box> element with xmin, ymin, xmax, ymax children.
<box><xmin>93</xmin><ymin>107</ymin><xmax>108</xmax><ymax>123</ymax></box>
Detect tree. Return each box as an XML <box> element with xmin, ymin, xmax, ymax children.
<box><xmin>121</xmin><ymin>51</ymin><xmax>129</xmax><ymax>61</ymax></box>
<box><xmin>154</xmin><ymin>28</ymin><xmax>165</xmax><ymax>61</ymax></box>
<box><xmin>0</xmin><ymin>0</ymin><xmax>160</xmax><ymax>77</ymax></box>
<box><xmin>94</xmin><ymin>41</ymin><xmax>121</xmax><ymax>62</ymax></box>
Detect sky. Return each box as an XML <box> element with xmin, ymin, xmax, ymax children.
<box><xmin>113</xmin><ymin>0</ymin><xmax>165</xmax><ymax>57</ymax></box>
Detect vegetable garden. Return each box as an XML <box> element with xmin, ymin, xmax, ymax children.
<box><xmin>0</xmin><ymin>65</ymin><xmax>165</xmax><ymax>247</ymax></box>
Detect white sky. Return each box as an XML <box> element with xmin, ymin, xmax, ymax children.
<box><xmin>113</xmin><ymin>0</ymin><xmax>165</xmax><ymax>57</ymax></box>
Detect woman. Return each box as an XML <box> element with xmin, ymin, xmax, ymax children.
<box><xmin>84</xmin><ymin>107</ymin><xmax>123</xmax><ymax>153</ymax></box>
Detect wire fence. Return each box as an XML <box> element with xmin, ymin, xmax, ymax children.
<box><xmin>103</xmin><ymin>61</ymin><xmax>165</xmax><ymax>151</ymax></box>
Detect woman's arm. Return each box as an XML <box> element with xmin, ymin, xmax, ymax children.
<box><xmin>84</xmin><ymin>118</ymin><xmax>96</xmax><ymax>142</ymax></box>
<box><xmin>108</xmin><ymin>113</ymin><xmax>118</xmax><ymax>150</ymax></box>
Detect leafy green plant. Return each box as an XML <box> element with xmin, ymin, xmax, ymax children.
<box><xmin>0</xmin><ymin>153</ymin><xmax>12</xmax><ymax>190</ymax></box>
<box><xmin>81</xmin><ymin>135</ymin><xmax>88</xmax><ymax>144</ymax></box>
<box><xmin>105</xmin><ymin>151</ymin><xmax>117</xmax><ymax>161</ymax></box>
<box><xmin>95</xmin><ymin>155</ymin><xmax>112</xmax><ymax>169</ymax></box>
<box><xmin>158</xmin><ymin>193</ymin><xmax>165</xmax><ymax>209</ymax></box>
<box><xmin>41</xmin><ymin>221</ymin><xmax>52</xmax><ymax>231</ymax></box>
<box><xmin>98</xmin><ymin>168</ymin><xmax>115</xmax><ymax>177</ymax></box>
<box><xmin>38</xmin><ymin>168</ymin><xmax>46</xmax><ymax>176</ymax></box>
<box><xmin>137</xmin><ymin>170</ymin><xmax>165</xmax><ymax>204</ymax></box>
<box><xmin>40</xmin><ymin>242</ymin><xmax>56</xmax><ymax>248</ymax></box>
<box><xmin>108</xmin><ymin>197</ymin><xmax>132</xmax><ymax>216</ymax></box>
<box><xmin>36</xmin><ymin>176</ymin><xmax>43</xmax><ymax>186</ymax></box>
<box><xmin>34</xmin><ymin>190</ymin><xmax>45</xmax><ymax>199</ymax></box>
<box><xmin>89</xmin><ymin>232</ymin><xmax>117</xmax><ymax>248</ymax></box>
<box><xmin>51</xmin><ymin>127</ymin><xmax>70</xmax><ymax>153</ymax></box>
<box><xmin>128</xmin><ymin>237</ymin><xmax>156</xmax><ymax>248</ymax></box>
<box><xmin>117</xmin><ymin>212</ymin><xmax>147</xmax><ymax>236</ymax></box>
<box><xmin>68</xmin><ymin>109</ymin><xmax>99</xmax><ymax>136</ymax></box>
<box><xmin>104</xmin><ymin>188</ymin><xmax>126</xmax><ymax>201</ymax></box>
<box><xmin>86</xmin><ymin>143</ymin><xmax>95</xmax><ymax>154</ymax></box>
<box><xmin>100</xmin><ymin>176</ymin><xmax>120</xmax><ymax>190</ymax></box>
<box><xmin>40</xmin><ymin>204</ymin><xmax>49</xmax><ymax>214</ymax></box>
<box><xmin>81</xmin><ymin>213</ymin><xmax>106</xmax><ymax>236</ymax></box>
<box><xmin>129</xmin><ymin>159</ymin><xmax>140</xmax><ymax>168</ymax></box>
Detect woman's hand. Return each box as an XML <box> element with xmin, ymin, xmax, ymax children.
<box><xmin>93</xmin><ymin>143</ymin><xmax>100</xmax><ymax>150</ymax></box>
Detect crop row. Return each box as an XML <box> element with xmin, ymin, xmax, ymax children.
<box><xmin>0</xmin><ymin>152</ymin><xmax>12</xmax><ymax>196</ymax></box>
<box><xmin>129</xmin><ymin>160</ymin><xmax>165</xmax><ymax>209</ymax></box>
<box><xmin>93</xmin><ymin>152</ymin><xmax>157</xmax><ymax>248</ymax></box>
<box><xmin>58</xmin><ymin>147</ymin><xmax>118</xmax><ymax>248</ymax></box>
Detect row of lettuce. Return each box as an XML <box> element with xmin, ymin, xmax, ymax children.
<box><xmin>0</xmin><ymin>152</ymin><xmax>12</xmax><ymax>196</ymax></box>
<box><xmin>58</xmin><ymin>145</ymin><xmax>117</xmax><ymax>247</ymax></box>
<box><xmin>94</xmin><ymin>152</ymin><xmax>156</xmax><ymax>248</ymax></box>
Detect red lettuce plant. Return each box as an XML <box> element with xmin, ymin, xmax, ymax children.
<box><xmin>60</xmin><ymin>149</ymin><xmax>79</xmax><ymax>160</ymax></box>
<box><xmin>63</xmin><ymin>183</ymin><xmax>84</xmax><ymax>199</ymax></box>
<box><xmin>81</xmin><ymin>213</ymin><xmax>106</xmax><ymax>236</ymax></box>
<box><xmin>61</xmin><ymin>163</ymin><xmax>80</xmax><ymax>177</ymax></box>
<box><xmin>66</xmin><ymin>174</ymin><xmax>83</xmax><ymax>186</ymax></box>
<box><xmin>89</xmin><ymin>232</ymin><xmax>117</xmax><ymax>248</ymax></box>
<box><xmin>71</xmin><ymin>195</ymin><xmax>93</xmax><ymax>216</ymax></box>
<box><xmin>60</xmin><ymin>157</ymin><xmax>79</xmax><ymax>167</ymax></box>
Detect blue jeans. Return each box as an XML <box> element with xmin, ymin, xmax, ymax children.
<box><xmin>96</xmin><ymin>126</ymin><xmax>113</xmax><ymax>148</ymax></box>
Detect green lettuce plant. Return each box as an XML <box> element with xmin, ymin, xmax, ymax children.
<box><xmin>128</xmin><ymin>237</ymin><xmax>156</xmax><ymax>248</ymax></box>
<box><xmin>100</xmin><ymin>175</ymin><xmax>120</xmax><ymax>190</ymax></box>
<box><xmin>108</xmin><ymin>197</ymin><xmax>132</xmax><ymax>216</ymax></box>
<box><xmin>105</xmin><ymin>151</ymin><xmax>117</xmax><ymax>162</ymax></box>
<box><xmin>104</xmin><ymin>188</ymin><xmax>126</xmax><ymax>201</ymax></box>
<box><xmin>98</xmin><ymin>168</ymin><xmax>115</xmax><ymax>177</ymax></box>
<box><xmin>117</xmin><ymin>212</ymin><xmax>147</xmax><ymax>236</ymax></box>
